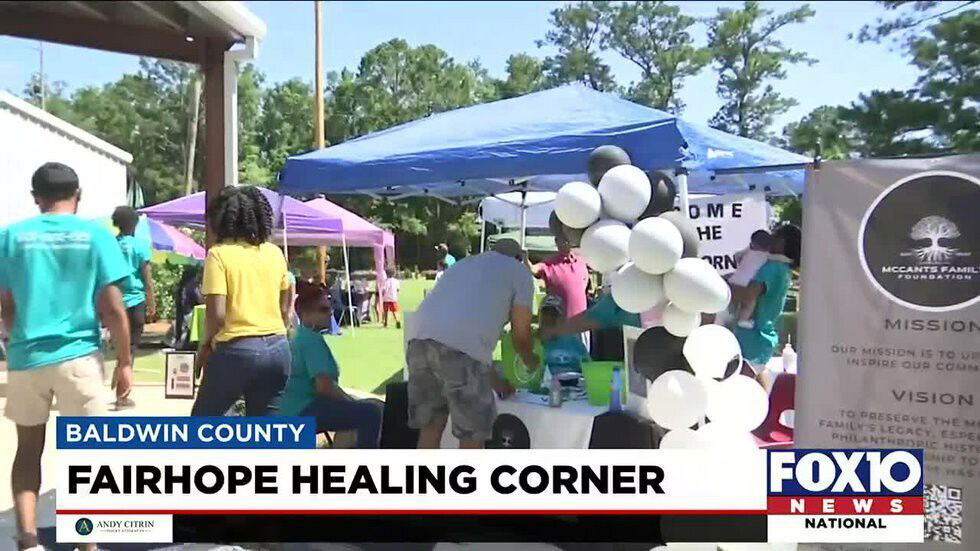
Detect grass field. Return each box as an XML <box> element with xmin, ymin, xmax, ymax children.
<box><xmin>120</xmin><ymin>278</ymin><xmax>436</xmax><ymax>393</ymax></box>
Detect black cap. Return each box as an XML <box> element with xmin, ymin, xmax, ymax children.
<box><xmin>31</xmin><ymin>162</ymin><xmax>79</xmax><ymax>199</ymax></box>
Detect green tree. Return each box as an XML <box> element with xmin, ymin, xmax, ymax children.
<box><xmin>854</xmin><ymin>1</ymin><xmax>976</xmax><ymax>45</ymax></box>
<box><xmin>259</xmin><ymin>78</ymin><xmax>315</xmax><ymax>174</ymax></box>
<box><xmin>494</xmin><ymin>53</ymin><xmax>547</xmax><ymax>99</ymax></box>
<box><xmin>706</xmin><ymin>1</ymin><xmax>816</xmax><ymax>139</ymax></box>
<box><xmin>538</xmin><ymin>1</ymin><xmax>617</xmax><ymax>91</ymax></box>
<box><xmin>21</xmin><ymin>74</ymin><xmax>80</xmax><ymax>123</ymax></box>
<box><xmin>602</xmin><ymin>1</ymin><xmax>708</xmax><ymax>111</ymax></box>
<box><xmin>781</xmin><ymin>105</ymin><xmax>855</xmax><ymax>159</ymax></box>
<box><xmin>910</xmin><ymin>11</ymin><xmax>980</xmax><ymax>152</ymax></box>
<box><xmin>237</xmin><ymin>64</ymin><xmax>271</xmax><ymax>185</ymax></box>
<box><xmin>840</xmin><ymin>90</ymin><xmax>942</xmax><ymax>156</ymax></box>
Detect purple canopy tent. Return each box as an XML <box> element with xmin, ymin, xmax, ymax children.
<box><xmin>140</xmin><ymin>187</ymin><xmax>363</xmax><ymax>332</ymax></box>
<box><xmin>139</xmin><ymin>187</ymin><xmax>343</xmax><ymax>235</ymax></box>
<box><xmin>299</xmin><ymin>198</ymin><xmax>395</xmax><ymax>292</ymax></box>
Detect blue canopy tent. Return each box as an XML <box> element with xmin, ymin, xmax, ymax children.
<box><xmin>279</xmin><ymin>84</ymin><xmax>810</xmax><ymax>244</ymax></box>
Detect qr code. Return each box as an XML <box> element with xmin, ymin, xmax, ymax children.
<box><xmin>924</xmin><ymin>483</ymin><xmax>963</xmax><ymax>543</ymax></box>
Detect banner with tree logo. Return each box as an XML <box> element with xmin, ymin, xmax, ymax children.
<box><xmin>797</xmin><ymin>155</ymin><xmax>980</xmax><ymax>549</ymax></box>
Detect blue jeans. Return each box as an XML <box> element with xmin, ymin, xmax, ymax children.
<box><xmin>192</xmin><ymin>335</ymin><xmax>291</xmax><ymax>416</ymax></box>
<box><xmin>302</xmin><ymin>396</ymin><xmax>382</xmax><ymax>448</ymax></box>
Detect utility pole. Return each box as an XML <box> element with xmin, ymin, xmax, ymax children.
<box><xmin>314</xmin><ymin>0</ymin><xmax>328</xmax><ymax>285</ymax></box>
<box><xmin>39</xmin><ymin>41</ymin><xmax>46</xmax><ymax>111</ymax></box>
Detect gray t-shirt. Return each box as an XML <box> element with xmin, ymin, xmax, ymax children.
<box><xmin>410</xmin><ymin>251</ymin><xmax>534</xmax><ymax>364</ymax></box>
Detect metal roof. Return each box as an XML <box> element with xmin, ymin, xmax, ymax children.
<box><xmin>0</xmin><ymin>90</ymin><xmax>133</xmax><ymax>164</ymax></box>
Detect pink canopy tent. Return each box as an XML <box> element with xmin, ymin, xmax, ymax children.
<box><xmin>297</xmin><ymin>198</ymin><xmax>395</xmax><ymax>289</ymax></box>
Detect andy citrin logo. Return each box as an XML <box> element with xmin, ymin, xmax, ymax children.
<box><xmin>74</xmin><ymin>517</ymin><xmax>94</xmax><ymax>536</ymax></box>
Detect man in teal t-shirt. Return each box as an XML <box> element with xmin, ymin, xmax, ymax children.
<box><xmin>111</xmin><ymin>206</ymin><xmax>155</xmax><ymax>409</ymax></box>
<box><xmin>0</xmin><ymin>162</ymin><xmax>132</xmax><ymax>551</ymax></box>
<box><xmin>280</xmin><ymin>287</ymin><xmax>381</xmax><ymax>448</ymax></box>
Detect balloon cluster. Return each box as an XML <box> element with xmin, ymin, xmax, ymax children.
<box><xmin>552</xmin><ymin>145</ymin><xmax>727</xmax><ymax>324</ymax></box>
<box><xmin>552</xmin><ymin>145</ymin><xmax>768</xmax><ymax>449</ymax></box>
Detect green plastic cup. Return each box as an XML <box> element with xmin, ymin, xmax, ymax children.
<box><xmin>581</xmin><ymin>361</ymin><xmax>627</xmax><ymax>406</ymax></box>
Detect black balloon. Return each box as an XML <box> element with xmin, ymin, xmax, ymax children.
<box><xmin>639</xmin><ymin>173</ymin><xmax>677</xmax><ymax>218</ymax></box>
<box><xmin>658</xmin><ymin>210</ymin><xmax>701</xmax><ymax>258</ymax></box>
<box><xmin>587</xmin><ymin>145</ymin><xmax>632</xmax><ymax>186</ymax></box>
<box><xmin>486</xmin><ymin>414</ymin><xmax>531</xmax><ymax>448</ymax></box>
<box><xmin>633</xmin><ymin>326</ymin><xmax>691</xmax><ymax>383</ymax></box>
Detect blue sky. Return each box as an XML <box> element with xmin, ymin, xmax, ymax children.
<box><xmin>0</xmin><ymin>1</ymin><xmax>918</xmax><ymax>130</ymax></box>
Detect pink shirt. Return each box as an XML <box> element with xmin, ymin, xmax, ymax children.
<box><xmin>538</xmin><ymin>252</ymin><xmax>589</xmax><ymax>318</ymax></box>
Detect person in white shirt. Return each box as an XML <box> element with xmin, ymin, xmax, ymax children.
<box><xmin>381</xmin><ymin>267</ymin><xmax>401</xmax><ymax>329</ymax></box>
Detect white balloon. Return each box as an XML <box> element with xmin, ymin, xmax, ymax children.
<box><xmin>683</xmin><ymin>324</ymin><xmax>742</xmax><ymax>380</ymax></box>
<box><xmin>658</xmin><ymin>428</ymin><xmax>700</xmax><ymax>449</ymax></box>
<box><xmin>695</xmin><ymin>422</ymin><xmax>759</xmax><ymax>450</ymax></box>
<box><xmin>554</xmin><ymin>181</ymin><xmax>602</xmax><ymax>229</ymax></box>
<box><xmin>611</xmin><ymin>263</ymin><xmax>665</xmax><ymax>313</ymax></box>
<box><xmin>662</xmin><ymin>302</ymin><xmax>700</xmax><ymax>337</ymax></box>
<box><xmin>705</xmin><ymin>374</ymin><xmax>770</xmax><ymax>431</ymax></box>
<box><xmin>597</xmin><ymin>165</ymin><xmax>651</xmax><ymax>222</ymax></box>
<box><xmin>629</xmin><ymin>217</ymin><xmax>683</xmax><ymax>274</ymax></box>
<box><xmin>646</xmin><ymin>371</ymin><xmax>708</xmax><ymax>431</ymax></box>
<box><xmin>580</xmin><ymin>219</ymin><xmax>631</xmax><ymax>273</ymax></box>
<box><xmin>663</xmin><ymin>257</ymin><xmax>731</xmax><ymax>313</ymax></box>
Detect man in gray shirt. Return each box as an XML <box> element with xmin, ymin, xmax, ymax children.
<box><xmin>407</xmin><ymin>238</ymin><xmax>540</xmax><ymax>449</ymax></box>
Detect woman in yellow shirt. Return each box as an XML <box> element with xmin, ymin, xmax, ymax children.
<box><xmin>192</xmin><ymin>186</ymin><xmax>292</xmax><ymax>416</ymax></box>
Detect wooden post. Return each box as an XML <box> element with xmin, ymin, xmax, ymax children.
<box><xmin>314</xmin><ymin>1</ymin><xmax>328</xmax><ymax>284</ymax></box>
<box><xmin>203</xmin><ymin>38</ymin><xmax>227</xmax><ymax>246</ymax></box>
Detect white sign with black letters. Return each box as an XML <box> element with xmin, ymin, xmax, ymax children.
<box><xmin>684</xmin><ymin>192</ymin><xmax>769</xmax><ymax>275</ymax></box>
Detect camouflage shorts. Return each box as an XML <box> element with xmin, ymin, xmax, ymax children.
<box><xmin>406</xmin><ymin>339</ymin><xmax>496</xmax><ymax>442</ymax></box>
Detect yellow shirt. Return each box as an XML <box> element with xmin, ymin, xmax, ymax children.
<box><xmin>202</xmin><ymin>241</ymin><xmax>289</xmax><ymax>342</ymax></box>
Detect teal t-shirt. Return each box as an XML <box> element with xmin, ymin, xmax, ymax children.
<box><xmin>734</xmin><ymin>259</ymin><xmax>792</xmax><ymax>365</ymax></box>
<box><xmin>584</xmin><ymin>293</ymin><xmax>641</xmax><ymax>329</ymax></box>
<box><xmin>543</xmin><ymin>334</ymin><xmax>590</xmax><ymax>377</ymax></box>
<box><xmin>279</xmin><ymin>324</ymin><xmax>341</xmax><ymax>416</ymax></box>
<box><xmin>117</xmin><ymin>235</ymin><xmax>152</xmax><ymax>308</ymax></box>
<box><xmin>0</xmin><ymin>214</ymin><xmax>129</xmax><ymax>370</ymax></box>
<box><xmin>444</xmin><ymin>254</ymin><xmax>457</xmax><ymax>267</ymax></box>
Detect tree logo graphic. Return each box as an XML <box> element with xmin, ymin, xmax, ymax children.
<box><xmin>859</xmin><ymin>170</ymin><xmax>980</xmax><ymax>312</ymax></box>
<box><xmin>901</xmin><ymin>216</ymin><xmax>972</xmax><ymax>265</ymax></box>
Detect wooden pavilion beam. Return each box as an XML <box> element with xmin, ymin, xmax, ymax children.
<box><xmin>0</xmin><ymin>9</ymin><xmax>200</xmax><ymax>63</ymax></box>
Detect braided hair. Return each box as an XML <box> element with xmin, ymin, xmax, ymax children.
<box><xmin>206</xmin><ymin>186</ymin><xmax>274</xmax><ymax>245</ymax></box>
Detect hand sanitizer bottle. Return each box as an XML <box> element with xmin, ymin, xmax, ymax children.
<box><xmin>782</xmin><ymin>339</ymin><xmax>798</xmax><ymax>374</ymax></box>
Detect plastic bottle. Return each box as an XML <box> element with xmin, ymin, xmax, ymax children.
<box><xmin>548</xmin><ymin>377</ymin><xmax>563</xmax><ymax>408</ymax></box>
<box><xmin>782</xmin><ymin>339</ymin><xmax>798</xmax><ymax>374</ymax></box>
<box><xmin>609</xmin><ymin>367</ymin><xmax>623</xmax><ymax>412</ymax></box>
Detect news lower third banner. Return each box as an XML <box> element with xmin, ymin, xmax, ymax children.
<box><xmin>56</xmin><ymin>417</ymin><xmax>924</xmax><ymax>544</ymax></box>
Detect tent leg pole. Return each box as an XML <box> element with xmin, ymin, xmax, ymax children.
<box><xmin>480</xmin><ymin>220</ymin><xmax>486</xmax><ymax>253</ymax></box>
<box><xmin>342</xmin><ymin>233</ymin><xmax>354</xmax><ymax>336</ymax></box>
<box><xmin>519</xmin><ymin>192</ymin><xmax>527</xmax><ymax>249</ymax></box>
<box><xmin>676</xmin><ymin>170</ymin><xmax>690</xmax><ymax>219</ymax></box>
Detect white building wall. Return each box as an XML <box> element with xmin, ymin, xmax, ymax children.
<box><xmin>0</xmin><ymin>93</ymin><xmax>130</xmax><ymax>227</ymax></box>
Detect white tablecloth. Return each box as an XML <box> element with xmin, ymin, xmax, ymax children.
<box><xmin>440</xmin><ymin>390</ymin><xmax>608</xmax><ymax>449</ymax></box>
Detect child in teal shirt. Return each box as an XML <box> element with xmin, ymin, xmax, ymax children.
<box><xmin>539</xmin><ymin>295</ymin><xmax>590</xmax><ymax>381</ymax></box>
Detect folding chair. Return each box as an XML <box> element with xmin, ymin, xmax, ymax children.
<box><xmin>753</xmin><ymin>372</ymin><xmax>795</xmax><ymax>449</ymax></box>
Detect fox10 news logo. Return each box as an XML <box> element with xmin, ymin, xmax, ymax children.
<box><xmin>767</xmin><ymin>449</ymin><xmax>924</xmax><ymax>543</ymax></box>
